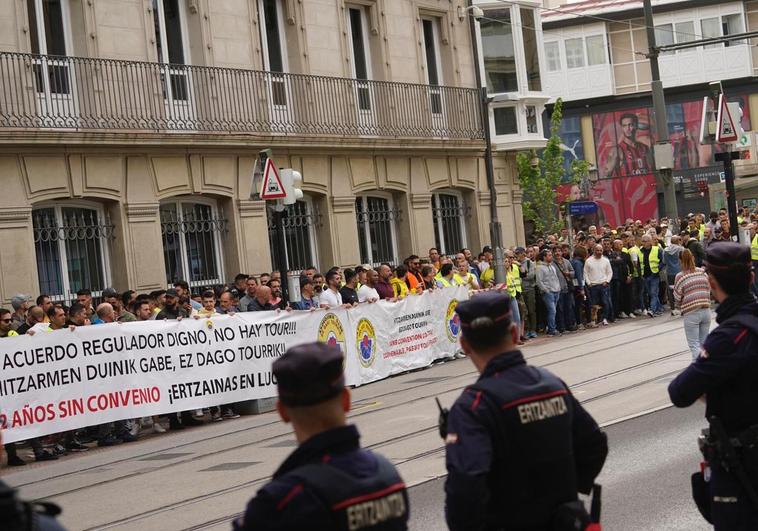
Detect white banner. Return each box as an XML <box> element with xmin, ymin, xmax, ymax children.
<box><xmin>0</xmin><ymin>287</ymin><xmax>467</xmax><ymax>443</ymax></box>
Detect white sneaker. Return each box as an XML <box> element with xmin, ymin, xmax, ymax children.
<box><xmin>153</xmin><ymin>422</ymin><xmax>166</xmax><ymax>434</ymax></box>
<box><xmin>619</xmin><ymin>312</ymin><xmax>629</xmax><ymax>319</ymax></box>
<box><xmin>129</xmin><ymin>420</ymin><xmax>140</xmax><ymax>437</ymax></box>
<box><xmin>628</xmin><ymin>313</ymin><xmax>636</xmax><ymax>319</ymax></box>
<box><xmin>671</xmin><ymin>309</ymin><xmax>681</xmax><ymax>316</ymax></box>
<box><xmin>602</xmin><ymin>319</ymin><xmax>609</xmax><ymax>326</ymax></box>
<box><xmin>634</xmin><ymin>309</ymin><xmax>644</xmax><ymax>316</ymax></box>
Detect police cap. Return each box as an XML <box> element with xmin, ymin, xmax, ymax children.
<box><xmin>454</xmin><ymin>292</ymin><xmax>513</xmax><ymax>343</ymax></box>
<box><xmin>704</xmin><ymin>241</ymin><xmax>751</xmax><ymax>272</ymax></box>
<box><xmin>273</xmin><ymin>342</ymin><xmax>345</xmax><ymax>407</ymax></box>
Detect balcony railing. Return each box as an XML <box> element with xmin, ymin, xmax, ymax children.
<box><xmin>0</xmin><ymin>52</ymin><xmax>484</xmax><ymax>140</ymax></box>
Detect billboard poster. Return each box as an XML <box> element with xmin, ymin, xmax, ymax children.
<box><xmin>557</xmin><ymin>174</ymin><xmax>658</xmax><ymax>227</ymax></box>
<box><xmin>593</xmin><ymin>107</ymin><xmax>655</xmax><ymax>180</ymax></box>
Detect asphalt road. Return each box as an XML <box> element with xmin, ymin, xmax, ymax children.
<box><xmin>408</xmin><ymin>403</ymin><xmax>711</xmax><ymax>531</ymax></box>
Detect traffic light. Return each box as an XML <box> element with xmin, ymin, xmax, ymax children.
<box><xmin>280</xmin><ymin>169</ymin><xmax>303</xmax><ymax>205</ymax></box>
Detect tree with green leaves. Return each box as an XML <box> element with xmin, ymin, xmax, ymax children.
<box><xmin>517</xmin><ymin>98</ymin><xmax>592</xmax><ymax>238</ymax></box>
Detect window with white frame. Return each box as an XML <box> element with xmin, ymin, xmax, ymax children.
<box><xmin>545</xmin><ymin>41</ymin><xmax>561</xmax><ymax>72</ymax></box>
<box><xmin>432</xmin><ymin>193</ymin><xmax>466</xmax><ymax>256</ymax></box>
<box><xmin>722</xmin><ymin>14</ymin><xmax>744</xmax><ymax>47</ymax></box>
<box><xmin>259</xmin><ymin>0</ymin><xmax>288</xmax><ymax>106</ymax></box>
<box><xmin>27</xmin><ymin>0</ymin><xmax>72</xmax><ymax>95</ymax></box>
<box><xmin>152</xmin><ymin>0</ymin><xmax>190</xmax><ymax>102</ymax></box>
<box><xmin>32</xmin><ymin>204</ymin><xmax>112</xmax><ymax>302</ymax></box>
<box><xmin>347</xmin><ymin>5</ymin><xmax>372</xmax><ymax>111</ymax></box>
<box><xmin>565</xmin><ymin>38</ymin><xmax>585</xmax><ymax>68</ymax></box>
<box><xmin>480</xmin><ymin>9</ymin><xmax>518</xmax><ymax>93</ymax></box>
<box><xmin>675</xmin><ymin>21</ymin><xmax>696</xmax><ymax>46</ymax></box>
<box><xmin>520</xmin><ymin>8</ymin><xmax>541</xmax><ymax>91</ymax></box>
<box><xmin>493</xmin><ymin>106</ymin><xmax>517</xmax><ymax>135</ymax></box>
<box><xmin>421</xmin><ymin>17</ymin><xmax>443</xmax><ymax>114</ymax></box>
<box><xmin>654</xmin><ymin>24</ymin><xmax>675</xmax><ymax>55</ymax></box>
<box><xmin>585</xmin><ymin>35</ymin><xmax>607</xmax><ymax>65</ymax></box>
<box><xmin>267</xmin><ymin>199</ymin><xmax>319</xmax><ymax>273</ymax></box>
<box><xmin>701</xmin><ymin>17</ymin><xmax>721</xmax><ymax>49</ymax></box>
<box><xmin>160</xmin><ymin>200</ymin><xmax>226</xmax><ymax>289</ymax></box>
<box><xmin>356</xmin><ymin>196</ymin><xmax>398</xmax><ymax>266</ymax></box>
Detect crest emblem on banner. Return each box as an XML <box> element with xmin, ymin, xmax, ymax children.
<box><xmin>446</xmin><ymin>299</ymin><xmax>461</xmax><ymax>342</ymax></box>
<box><xmin>355</xmin><ymin>318</ymin><xmax>376</xmax><ymax>368</ymax></box>
<box><xmin>318</xmin><ymin>313</ymin><xmax>346</xmax><ymax>354</ymax></box>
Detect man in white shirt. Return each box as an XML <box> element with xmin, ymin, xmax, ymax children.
<box><xmin>319</xmin><ymin>269</ymin><xmax>344</xmax><ymax>308</ymax></box>
<box><xmin>584</xmin><ymin>244</ymin><xmax>614</xmax><ymax>326</ymax></box>
<box><xmin>357</xmin><ymin>269</ymin><xmax>380</xmax><ymax>303</ymax></box>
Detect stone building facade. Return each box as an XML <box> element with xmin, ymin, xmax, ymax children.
<box><xmin>0</xmin><ymin>0</ymin><xmax>529</xmax><ymax>303</ymax></box>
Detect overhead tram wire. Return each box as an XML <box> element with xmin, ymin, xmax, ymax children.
<box><xmin>489</xmin><ymin>0</ymin><xmax>755</xmax><ymax>47</ymax></box>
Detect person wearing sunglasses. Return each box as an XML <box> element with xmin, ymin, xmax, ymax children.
<box><xmin>0</xmin><ymin>308</ymin><xmax>18</xmax><ymax>338</ymax></box>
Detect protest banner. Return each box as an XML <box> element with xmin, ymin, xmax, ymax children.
<box><xmin>0</xmin><ymin>286</ymin><xmax>467</xmax><ymax>443</ymax></box>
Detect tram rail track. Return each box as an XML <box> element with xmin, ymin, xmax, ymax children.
<box><xmin>74</xmin><ymin>344</ymin><xmax>689</xmax><ymax>531</ymax></box>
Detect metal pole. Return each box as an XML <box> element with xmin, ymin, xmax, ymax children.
<box><xmin>273</xmin><ymin>202</ymin><xmax>290</xmax><ymax>305</ymax></box>
<box><xmin>468</xmin><ymin>3</ymin><xmax>506</xmax><ymax>284</ymax></box>
<box><xmin>643</xmin><ymin>0</ymin><xmax>678</xmax><ymax>221</ymax></box>
<box><xmin>716</xmin><ymin>151</ymin><xmax>741</xmax><ymax>242</ymax></box>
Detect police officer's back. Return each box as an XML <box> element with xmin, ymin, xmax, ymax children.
<box><xmin>443</xmin><ymin>292</ymin><xmax>608</xmax><ymax>531</ymax></box>
<box><xmin>668</xmin><ymin>242</ymin><xmax>758</xmax><ymax>530</ymax></box>
<box><xmin>234</xmin><ymin>343</ymin><xmax>409</xmax><ymax>531</ymax></box>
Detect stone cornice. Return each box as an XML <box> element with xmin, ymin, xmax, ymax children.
<box><xmin>331</xmin><ymin>196</ymin><xmax>357</xmax><ymax>213</ymax></box>
<box><xmin>0</xmin><ymin>131</ymin><xmax>486</xmax><ymax>154</ymax></box>
<box><xmin>0</xmin><ymin>207</ymin><xmax>32</xmax><ymax>225</ymax></box>
<box><xmin>238</xmin><ymin>199</ymin><xmax>267</xmax><ymax>218</ymax></box>
<box><xmin>410</xmin><ymin>193</ymin><xmax>433</xmax><ymax>209</ymax></box>
<box><xmin>125</xmin><ymin>203</ymin><xmax>159</xmax><ymax>220</ymax></box>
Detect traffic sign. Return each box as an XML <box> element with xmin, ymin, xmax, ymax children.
<box><xmin>716</xmin><ymin>94</ymin><xmax>738</xmax><ymax>143</ymax></box>
<box><xmin>568</xmin><ymin>201</ymin><xmax>598</xmax><ymax>215</ymax></box>
<box><xmin>259</xmin><ymin>159</ymin><xmax>286</xmax><ymax>200</ymax></box>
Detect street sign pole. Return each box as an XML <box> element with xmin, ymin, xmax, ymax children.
<box><xmin>272</xmin><ymin>201</ymin><xmax>290</xmax><ymax>305</ymax></box>
<box><xmin>715</xmin><ymin>150</ymin><xmax>741</xmax><ymax>242</ymax></box>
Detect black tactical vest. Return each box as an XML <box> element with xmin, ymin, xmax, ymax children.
<box><xmin>467</xmin><ymin>367</ymin><xmax>579</xmax><ymax>529</ymax></box>
<box><xmin>289</xmin><ymin>454</ymin><xmax>409</xmax><ymax>531</ymax></box>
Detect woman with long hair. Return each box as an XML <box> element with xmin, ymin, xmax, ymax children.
<box><xmin>673</xmin><ymin>249</ymin><xmax>712</xmax><ymax>359</ymax></box>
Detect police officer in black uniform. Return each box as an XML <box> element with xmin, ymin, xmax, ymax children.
<box><xmin>234</xmin><ymin>342</ymin><xmax>409</xmax><ymax>531</ymax></box>
<box><xmin>443</xmin><ymin>292</ymin><xmax>608</xmax><ymax>531</ymax></box>
<box><xmin>668</xmin><ymin>242</ymin><xmax>758</xmax><ymax>530</ymax></box>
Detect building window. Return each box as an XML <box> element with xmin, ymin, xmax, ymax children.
<box><xmin>432</xmin><ymin>193</ymin><xmax>466</xmax><ymax>256</ymax></box>
<box><xmin>493</xmin><ymin>106</ymin><xmax>517</xmax><ymax>135</ymax></box>
<box><xmin>32</xmin><ymin>204</ymin><xmax>113</xmax><ymax>302</ymax></box>
<box><xmin>525</xmin><ymin>105</ymin><xmax>538</xmax><ymax>134</ymax></box>
<box><xmin>585</xmin><ymin>35</ymin><xmax>607</xmax><ymax>65</ymax></box>
<box><xmin>722</xmin><ymin>14</ymin><xmax>744</xmax><ymax>47</ymax></box>
<box><xmin>674</xmin><ymin>21</ymin><xmax>696</xmax><ymax>46</ymax></box>
<box><xmin>259</xmin><ymin>0</ymin><xmax>288</xmax><ymax>106</ymax></box>
<box><xmin>520</xmin><ymin>8</ymin><xmax>541</xmax><ymax>91</ymax></box>
<box><xmin>356</xmin><ymin>196</ymin><xmax>398</xmax><ymax>266</ymax></box>
<box><xmin>421</xmin><ymin>18</ymin><xmax>443</xmax><ymax>114</ymax></box>
<box><xmin>160</xmin><ymin>200</ymin><xmax>226</xmax><ymax>289</ymax></box>
<box><xmin>27</xmin><ymin>0</ymin><xmax>71</xmax><ymax>95</ymax></box>
<box><xmin>268</xmin><ymin>199</ymin><xmax>320</xmax><ymax>273</ymax></box>
<box><xmin>654</xmin><ymin>24</ymin><xmax>674</xmax><ymax>55</ymax></box>
<box><xmin>347</xmin><ymin>6</ymin><xmax>372</xmax><ymax>111</ymax></box>
<box><xmin>701</xmin><ymin>17</ymin><xmax>720</xmax><ymax>49</ymax></box>
<box><xmin>545</xmin><ymin>41</ymin><xmax>561</xmax><ymax>72</ymax></box>
<box><xmin>152</xmin><ymin>0</ymin><xmax>189</xmax><ymax>101</ymax></box>
<box><xmin>564</xmin><ymin>38</ymin><xmax>585</xmax><ymax>68</ymax></box>
<box><xmin>480</xmin><ymin>9</ymin><xmax>518</xmax><ymax>93</ymax></box>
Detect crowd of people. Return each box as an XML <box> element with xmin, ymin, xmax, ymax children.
<box><xmin>3</xmin><ymin>206</ymin><xmax>754</xmax><ymax>467</ymax></box>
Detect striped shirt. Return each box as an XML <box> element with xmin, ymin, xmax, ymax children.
<box><xmin>673</xmin><ymin>268</ymin><xmax>711</xmax><ymax>315</ymax></box>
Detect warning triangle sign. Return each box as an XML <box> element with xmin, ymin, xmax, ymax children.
<box><xmin>717</xmin><ymin>95</ymin><xmax>739</xmax><ymax>143</ymax></box>
<box><xmin>260</xmin><ymin>159</ymin><xmax>286</xmax><ymax>200</ymax></box>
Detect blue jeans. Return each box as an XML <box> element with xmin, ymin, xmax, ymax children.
<box><xmin>643</xmin><ymin>274</ymin><xmax>662</xmax><ymax>314</ymax></box>
<box><xmin>509</xmin><ymin>295</ymin><xmax>521</xmax><ymax>329</ymax></box>
<box><xmin>682</xmin><ymin>308</ymin><xmax>711</xmax><ymax>359</ymax></box>
<box><xmin>559</xmin><ymin>291</ymin><xmax>575</xmax><ymax>330</ymax></box>
<box><xmin>589</xmin><ymin>285</ymin><xmax>612</xmax><ymax>321</ymax></box>
<box><xmin>542</xmin><ymin>291</ymin><xmax>560</xmax><ymax>333</ymax></box>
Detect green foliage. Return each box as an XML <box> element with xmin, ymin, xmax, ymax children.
<box><xmin>517</xmin><ymin>98</ymin><xmax>566</xmax><ymax>236</ymax></box>
<box><xmin>570</xmin><ymin>159</ymin><xmax>591</xmax><ymax>186</ymax></box>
